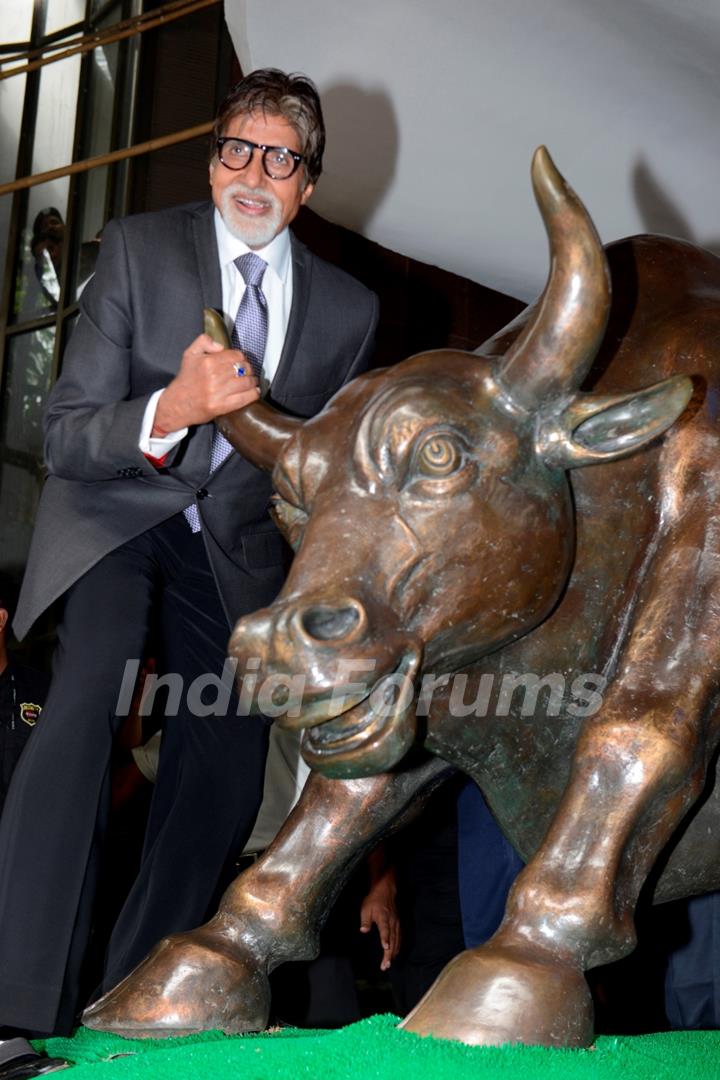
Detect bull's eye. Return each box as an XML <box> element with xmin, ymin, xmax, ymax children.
<box><xmin>270</xmin><ymin>495</ymin><xmax>308</xmax><ymax>552</ymax></box>
<box><xmin>402</xmin><ymin>427</ymin><xmax>475</xmax><ymax>497</ymax></box>
<box><xmin>417</xmin><ymin>435</ymin><xmax>460</xmax><ymax>476</ymax></box>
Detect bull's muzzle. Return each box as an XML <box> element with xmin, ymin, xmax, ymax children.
<box><xmin>230</xmin><ymin>596</ymin><xmax>423</xmax><ymax>777</ymax></box>
<box><xmin>300</xmin><ymin>645</ymin><xmax>422</xmax><ymax>778</ymax></box>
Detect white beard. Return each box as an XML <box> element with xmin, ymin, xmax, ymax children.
<box><xmin>217</xmin><ymin>182</ymin><xmax>283</xmax><ymax>249</ymax></box>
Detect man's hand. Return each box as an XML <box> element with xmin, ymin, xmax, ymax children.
<box><xmin>152</xmin><ymin>333</ymin><xmax>260</xmax><ymax>435</ymax></box>
<box><xmin>360</xmin><ymin>856</ymin><xmax>401</xmax><ymax>971</ymax></box>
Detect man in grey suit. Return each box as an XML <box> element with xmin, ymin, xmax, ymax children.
<box><xmin>0</xmin><ymin>68</ymin><xmax>377</xmax><ymax>1058</ymax></box>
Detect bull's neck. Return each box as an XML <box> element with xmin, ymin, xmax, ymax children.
<box><xmin>423</xmin><ymin>453</ymin><xmax>662</xmax><ymax>862</ymax></box>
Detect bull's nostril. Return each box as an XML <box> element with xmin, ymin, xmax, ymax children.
<box><xmin>300</xmin><ymin>604</ymin><xmax>361</xmax><ymax>642</ymax></box>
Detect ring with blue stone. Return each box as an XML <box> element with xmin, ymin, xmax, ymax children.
<box><xmin>233</xmin><ymin>361</ymin><xmax>246</xmax><ymax>377</ymax></box>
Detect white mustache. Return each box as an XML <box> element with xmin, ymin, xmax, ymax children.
<box><xmin>225</xmin><ymin>182</ymin><xmax>281</xmax><ymax>213</ymax></box>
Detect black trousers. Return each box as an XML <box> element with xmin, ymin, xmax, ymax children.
<box><xmin>0</xmin><ymin>515</ymin><xmax>269</xmax><ymax>1035</ymax></box>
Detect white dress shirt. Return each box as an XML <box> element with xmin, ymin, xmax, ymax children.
<box><xmin>140</xmin><ymin>209</ymin><xmax>294</xmax><ymax>457</ymax></box>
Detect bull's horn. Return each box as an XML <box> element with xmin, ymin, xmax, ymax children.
<box><xmin>204</xmin><ymin>308</ymin><xmax>301</xmax><ymax>472</ymax></box>
<box><xmin>495</xmin><ymin>147</ymin><xmax>611</xmax><ymax>411</ymax></box>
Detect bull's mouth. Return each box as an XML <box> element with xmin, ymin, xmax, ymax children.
<box><xmin>299</xmin><ymin>647</ymin><xmax>422</xmax><ymax>779</ymax></box>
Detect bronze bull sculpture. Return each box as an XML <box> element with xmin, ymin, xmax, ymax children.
<box><xmin>84</xmin><ymin>147</ymin><xmax>720</xmax><ymax>1048</ymax></box>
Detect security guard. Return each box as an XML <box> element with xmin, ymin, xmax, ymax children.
<box><xmin>0</xmin><ymin>586</ymin><xmax>50</xmax><ymax>817</ymax></box>
<box><xmin>0</xmin><ymin>582</ymin><xmax>62</xmax><ymax>1079</ymax></box>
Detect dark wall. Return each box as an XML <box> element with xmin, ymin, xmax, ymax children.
<box><xmin>129</xmin><ymin>3</ymin><xmax>236</xmax><ymax>213</ymax></box>
<box><xmin>293</xmin><ymin>208</ymin><xmax>525</xmax><ymax>366</ymax></box>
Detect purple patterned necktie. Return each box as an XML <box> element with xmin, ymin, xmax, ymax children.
<box><xmin>184</xmin><ymin>252</ymin><xmax>268</xmax><ymax>532</ymax></box>
<box><xmin>231</xmin><ymin>252</ymin><xmax>269</xmax><ymax>377</ymax></box>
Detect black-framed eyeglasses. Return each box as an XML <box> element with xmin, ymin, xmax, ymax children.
<box><xmin>216</xmin><ymin>137</ymin><xmax>305</xmax><ymax>180</ymax></box>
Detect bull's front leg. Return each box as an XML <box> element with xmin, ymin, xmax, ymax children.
<box><xmin>83</xmin><ymin>754</ymin><xmax>450</xmax><ymax>1037</ymax></box>
<box><xmin>405</xmin><ymin>531</ymin><xmax>720</xmax><ymax>1047</ymax></box>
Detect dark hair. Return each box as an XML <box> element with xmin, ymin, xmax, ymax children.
<box><xmin>214</xmin><ymin>68</ymin><xmax>325</xmax><ymax>185</ymax></box>
<box><xmin>32</xmin><ymin>207</ymin><xmax>63</xmax><ymax>239</ymax></box>
<box><xmin>0</xmin><ymin>574</ymin><xmax>18</xmax><ymax>621</ymax></box>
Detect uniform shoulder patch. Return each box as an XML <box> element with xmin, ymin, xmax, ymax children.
<box><xmin>19</xmin><ymin>702</ymin><xmax>42</xmax><ymax>726</ymax></box>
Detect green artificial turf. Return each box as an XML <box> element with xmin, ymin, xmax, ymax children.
<box><xmin>33</xmin><ymin>1014</ymin><xmax>720</xmax><ymax>1080</ymax></box>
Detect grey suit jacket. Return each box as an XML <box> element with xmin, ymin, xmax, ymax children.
<box><xmin>14</xmin><ymin>201</ymin><xmax>378</xmax><ymax>640</ymax></box>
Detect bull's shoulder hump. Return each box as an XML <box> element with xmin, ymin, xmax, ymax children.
<box><xmin>605</xmin><ymin>233</ymin><xmax>720</xmax><ymax>284</ymax></box>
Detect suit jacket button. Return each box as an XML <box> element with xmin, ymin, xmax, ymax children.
<box><xmin>196</xmin><ymin>487</ymin><xmax>209</xmax><ymax>500</ymax></box>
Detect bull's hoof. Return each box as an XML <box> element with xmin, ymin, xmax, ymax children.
<box><xmin>82</xmin><ymin>925</ymin><xmax>270</xmax><ymax>1038</ymax></box>
<box><xmin>401</xmin><ymin>941</ymin><xmax>594</xmax><ymax>1048</ymax></box>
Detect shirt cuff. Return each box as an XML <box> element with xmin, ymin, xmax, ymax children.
<box><xmin>140</xmin><ymin>389</ymin><xmax>188</xmax><ymax>457</ymax></box>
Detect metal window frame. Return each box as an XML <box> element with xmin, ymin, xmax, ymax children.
<box><xmin>0</xmin><ymin>0</ymin><xmax>140</xmax><ymax>517</ymax></box>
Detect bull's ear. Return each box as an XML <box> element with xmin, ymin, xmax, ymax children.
<box><xmin>537</xmin><ymin>374</ymin><xmax>693</xmax><ymax>469</ymax></box>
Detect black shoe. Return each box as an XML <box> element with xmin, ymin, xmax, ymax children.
<box><xmin>0</xmin><ymin>1040</ymin><xmax>68</xmax><ymax>1080</ymax></box>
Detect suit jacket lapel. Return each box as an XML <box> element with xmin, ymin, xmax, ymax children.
<box><xmin>185</xmin><ymin>204</ymin><xmax>223</xmax><ymax>484</ymax></box>
<box><xmin>192</xmin><ymin>202</ymin><xmax>223</xmax><ymax>312</ymax></box>
<box><xmin>268</xmin><ymin>234</ymin><xmax>313</xmax><ymax>400</ymax></box>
